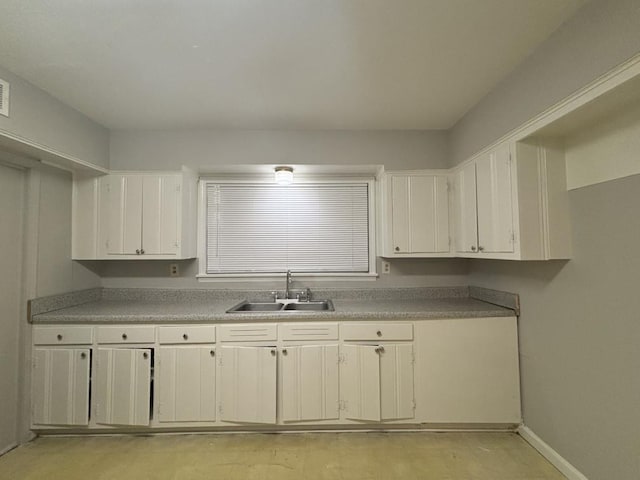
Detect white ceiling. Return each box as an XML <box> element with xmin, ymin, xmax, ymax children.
<box><xmin>0</xmin><ymin>0</ymin><xmax>586</xmax><ymax>130</ymax></box>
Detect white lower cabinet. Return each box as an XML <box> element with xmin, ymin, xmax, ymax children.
<box><xmin>31</xmin><ymin>317</ymin><xmax>520</xmax><ymax>431</ymax></box>
<box><xmin>94</xmin><ymin>348</ymin><xmax>152</xmax><ymax>426</ymax></box>
<box><xmin>341</xmin><ymin>343</ymin><xmax>415</xmax><ymax>422</ymax></box>
<box><xmin>280</xmin><ymin>344</ymin><xmax>339</xmax><ymax>422</ymax></box>
<box><xmin>32</xmin><ymin>348</ymin><xmax>91</xmax><ymax>426</ymax></box>
<box><xmin>417</xmin><ymin>317</ymin><xmax>521</xmax><ymax>424</ymax></box>
<box><xmin>218</xmin><ymin>345</ymin><xmax>277</xmax><ymax>424</ymax></box>
<box><xmin>157</xmin><ymin>347</ymin><xmax>216</xmax><ymax>423</ymax></box>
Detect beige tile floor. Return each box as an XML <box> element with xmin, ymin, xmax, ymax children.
<box><xmin>0</xmin><ymin>432</ymin><xmax>565</xmax><ymax>480</ymax></box>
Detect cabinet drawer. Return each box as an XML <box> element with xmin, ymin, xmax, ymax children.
<box><xmin>218</xmin><ymin>324</ymin><xmax>277</xmax><ymax>342</ymax></box>
<box><xmin>342</xmin><ymin>323</ymin><xmax>413</xmax><ymax>341</ymax></box>
<box><xmin>33</xmin><ymin>326</ymin><xmax>93</xmax><ymax>345</ymax></box>
<box><xmin>280</xmin><ymin>323</ymin><xmax>338</xmax><ymax>341</ymax></box>
<box><xmin>97</xmin><ymin>326</ymin><xmax>155</xmax><ymax>344</ymax></box>
<box><xmin>158</xmin><ymin>326</ymin><xmax>216</xmax><ymax>344</ymax></box>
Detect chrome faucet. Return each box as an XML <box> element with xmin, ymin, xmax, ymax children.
<box><xmin>285</xmin><ymin>270</ymin><xmax>292</xmax><ymax>299</ymax></box>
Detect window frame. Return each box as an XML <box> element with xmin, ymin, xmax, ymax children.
<box><xmin>196</xmin><ymin>175</ymin><xmax>378</xmax><ymax>281</ymax></box>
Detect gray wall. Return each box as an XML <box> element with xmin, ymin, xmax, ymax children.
<box><xmin>0</xmin><ymin>65</ymin><xmax>110</xmax><ymax>169</ymax></box>
<box><xmin>97</xmin><ymin>257</ymin><xmax>469</xmax><ymax>291</ymax></box>
<box><xmin>468</xmin><ymin>175</ymin><xmax>640</xmax><ymax>480</ymax></box>
<box><xmin>447</xmin><ymin>1</ymin><xmax>640</xmax><ymax>479</ymax></box>
<box><xmin>448</xmin><ymin>0</ymin><xmax>640</xmax><ymax>166</ymax></box>
<box><xmin>110</xmin><ymin>129</ymin><xmax>448</xmax><ymax>171</ymax></box>
<box><xmin>36</xmin><ymin>167</ymin><xmax>102</xmax><ymax>296</ymax></box>
<box><xmin>0</xmin><ymin>163</ymin><xmax>24</xmax><ymax>453</ymax></box>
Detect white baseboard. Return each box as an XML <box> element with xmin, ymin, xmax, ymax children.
<box><xmin>518</xmin><ymin>425</ymin><xmax>588</xmax><ymax>480</ymax></box>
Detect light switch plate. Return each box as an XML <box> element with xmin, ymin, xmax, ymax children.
<box><xmin>382</xmin><ymin>261</ymin><xmax>391</xmax><ymax>274</ymax></box>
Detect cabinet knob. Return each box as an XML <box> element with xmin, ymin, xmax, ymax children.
<box><xmin>210</xmin><ymin>350</ymin><xmax>215</xmax><ymax>357</ymax></box>
<box><xmin>478</xmin><ymin>246</ymin><xmax>484</xmax><ymax>252</ymax></box>
<box><xmin>376</xmin><ymin>330</ymin><xmax>382</xmax><ymax>337</ymax></box>
<box><xmin>395</xmin><ymin>246</ymin><xmax>400</xmax><ymax>252</ymax></box>
<box><xmin>270</xmin><ymin>349</ymin><xmax>276</xmax><ymax>356</ymax></box>
<box><xmin>80</xmin><ymin>352</ymin><xmax>87</xmax><ymax>359</ymax></box>
<box><xmin>143</xmin><ymin>352</ymin><xmax>149</xmax><ymax>359</ymax></box>
<box><xmin>182</xmin><ymin>333</ymin><xmax>188</xmax><ymax>340</ymax></box>
<box><xmin>282</xmin><ymin>349</ymin><xmax>288</xmax><ymax>355</ymax></box>
<box><xmin>140</xmin><ymin>249</ymin><xmax>145</xmax><ymax>255</ymax></box>
<box><xmin>122</xmin><ymin>333</ymin><xmax>128</xmax><ymax>340</ymax></box>
<box><xmin>375</xmin><ymin>346</ymin><xmax>385</xmax><ymax>354</ymax></box>
<box><xmin>57</xmin><ymin>334</ymin><xmax>63</xmax><ymax>341</ymax></box>
<box><xmin>136</xmin><ymin>249</ymin><xmax>140</xmax><ymax>255</ymax></box>
<box><xmin>471</xmin><ymin>245</ymin><xmax>477</xmax><ymax>252</ymax></box>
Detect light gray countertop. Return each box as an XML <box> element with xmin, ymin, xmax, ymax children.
<box><xmin>31</xmin><ymin>296</ymin><xmax>514</xmax><ymax>324</ymax></box>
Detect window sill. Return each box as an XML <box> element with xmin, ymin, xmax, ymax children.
<box><xmin>196</xmin><ymin>273</ymin><xmax>379</xmax><ymax>283</ymax></box>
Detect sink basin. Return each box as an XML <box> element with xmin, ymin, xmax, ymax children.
<box><xmin>227</xmin><ymin>302</ymin><xmax>284</xmax><ymax>312</ymax></box>
<box><xmin>226</xmin><ymin>300</ymin><xmax>334</xmax><ymax>313</ymax></box>
<box><xmin>283</xmin><ymin>301</ymin><xmax>334</xmax><ymax>311</ymax></box>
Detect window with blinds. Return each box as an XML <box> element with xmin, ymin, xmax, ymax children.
<box><xmin>205</xmin><ymin>183</ymin><xmax>370</xmax><ymax>274</ymax></box>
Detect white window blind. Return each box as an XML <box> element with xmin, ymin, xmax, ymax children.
<box><xmin>206</xmin><ymin>184</ymin><xmax>369</xmax><ymax>274</ymax></box>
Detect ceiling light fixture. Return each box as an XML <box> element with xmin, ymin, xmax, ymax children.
<box><xmin>274</xmin><ymin>166</ymin><xmax>294</xmax><ymax>185</ymax></box>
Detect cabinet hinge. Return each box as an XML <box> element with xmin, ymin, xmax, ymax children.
<box><xmin>218</xmin><ymin>405</ymin><xmax>223</xmax><ymax>415</ymax></box>
<box><xmin>411</xmin><ymin>352</ymin><xmax>416</xmax><ymax>365</ymax></box>
<box><xmin>338</xmin><ymin>353</ymin><xmax>346</xmax><ymax>364</ymax></box>
<box><xmin>338</xmin><ymin>400</ymin><xmax>347</xmax><ymax>411</ymax></box>
<box><xmin>511</xmin><ymin>231</ymin><xmax>516</xmax><ymax>244</ymax></box>
<box><xmin>412</xmin><ymin>399</ymin><xmax>417</xmax><ymax>410</ymax></box>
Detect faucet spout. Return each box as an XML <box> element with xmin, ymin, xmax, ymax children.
<box><xmin>285</xmin><ymin>270</ymin><xmax>292</xmax><ymax>299</ymax></box>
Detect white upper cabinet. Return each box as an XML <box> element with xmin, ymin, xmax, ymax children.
<box><xmin>380</xmin><ymin>172</ymin><xmax>450</xmax><ymax>257</ymax></box>
<box><xmin>475</xmin><ymin>143</ymin><xmax>515</xmax><ymax>254</ymax></box>
<box><xmin>451</xmin><ymin>140</ymin><xmax>571</xmax><ymax>260</ymax></box>
<box><xmin>452</xmin><ymin>162</ymin><xmax>479</xmax><ymax>254</ymax></box>
<box><xmin>72</xmin><ymin>167</ymin><xmax>197</xmax><ymax>260</ymax></box>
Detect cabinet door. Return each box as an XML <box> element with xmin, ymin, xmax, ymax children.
<box><xmin>281</xmin><ymin>345</ymin><xmax>339</xmax><ymax>422</ymax></box>
<box><xmin>419</xmin><ymin>317</ymin><xmax>521</xmax><ymax>423</ymax></box>
<box><xmin>106</xmin><ymin>175</ymin><xmax>143</xmax><ymax>255</ymax></box>
<box><xmin>341</xmin><ymin>344</ymin><xmax>381</xmax><ymax>421</ymax></box>
<box><xmin>379</xmin><ymin>344</ymin><xmax>415</xmax><ymax>421</ymax></box>
<box><xmin>142</xmin><ymin>175</ymin><xmax>180</xmax><ymax>255</ymax></box>
<box><xmin>32</xmin><ymin>348</ymin><xmax>90</xmax><ymax>426</ymax></box>
<box><xmin>219</xmin><ymin>346</ymin><xmax>277</xmax><ymax>424</ymax></box>
<box><xmin>476</xmin><ymin>144</ymin><xmax>514</xmax><ymax>253</ymax></box>
<box><xmin>95</xmin><ymin>348</ymin><xmax>151</xmax><ymax>426</ymax></box>
<box><xmin>453</xmin><ymin>163</ymin><xmax>478</xmax><ymax>253</ymax></box>
<box><xmin>391</xmin><ymin>175</ymin><xmax>449</xmax><ymax>254</ymax></box>
<box><xmin>157</xmin><ymin>347</ymin><xmax>216</xmax><ymax>423</ymax></box>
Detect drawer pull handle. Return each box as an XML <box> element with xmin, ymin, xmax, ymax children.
<box><xmin>80</xmin><ymin>352</ymin><xmax>87</xmax><ymax>359</ymax></box>
<box><xmin>122</xmin><ymin>333</ymin><xmax>128</xmax><ymax>340</ymax></box>
<box><xmin>183</xmin><ymin>334</ymin><xmax>189</xmax><ymax>340</ymax></box>
<box><xmin>57</xmin><ymin>334</ymin><xmax>63</xmax><ymax>341</ymax></box>
<box><xmin>210</xmin><ymin>350</ymin><xmax>215</xmax><ymax>357</ymax></box>
<box><xmin>375</xmin><ymin>346</ymin><xmax>385</xmax><ymax>354</ymax></box>
<box><xmin>376</xmin><ymin>330</ymin><xmax>382</xmax><ymax>337</ymax></box>
<box><xmin>143</xmin><ymin>352</ymin><xmax>149</xmax><ymax>359</ymax></box>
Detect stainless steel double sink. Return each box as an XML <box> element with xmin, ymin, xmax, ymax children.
<box><xmin>226</xmin><ymin>300</ymin><xmax>334</xmax><ymax>313</ymax></box>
